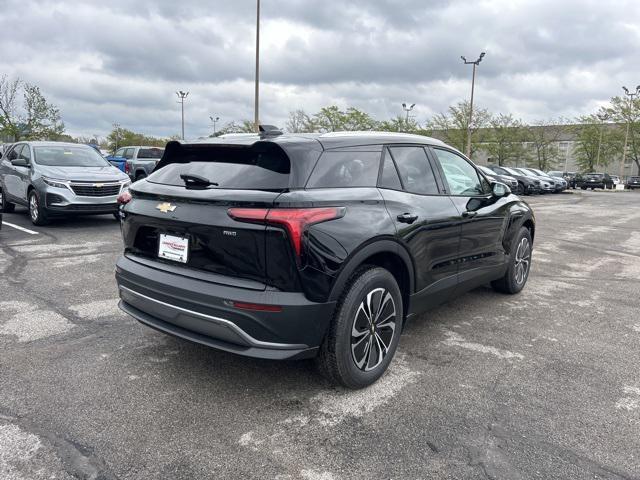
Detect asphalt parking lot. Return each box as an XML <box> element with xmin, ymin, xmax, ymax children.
<box><xmin>1</xmin><ymin>190</ymin><xmax>639</xmax><ymax>480</ymax></box>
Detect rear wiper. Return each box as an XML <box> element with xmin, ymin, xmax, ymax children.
<box><xmin>180</xmin><ymin>174</ymin><xmax>219</xmax><ymax>189</ymax></box>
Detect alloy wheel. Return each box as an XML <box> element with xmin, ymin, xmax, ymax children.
<box><xmin>514</xmin><ymin>237</ymin><xmax>531</xmax><ymax>285</ymax></box>
<box><xmin>350</xmin><ymin>288</ymin><xmax>397</xmax><ymax>372</ymax></box>
<box><xmin>30</xmin><ymin>194</ymin><xmax>38</xmax><ymax>222</ymax></box>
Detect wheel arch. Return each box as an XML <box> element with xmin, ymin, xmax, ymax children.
<box><xmin>328</xmin><ymin>240</ymin><xmax>415</xmax><ymax>317</ymax></box>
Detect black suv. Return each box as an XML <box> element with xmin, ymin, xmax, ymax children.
<box><xmin>580</xmin><ymin>172</ymin><xmax>613</xmax><ymax>190</ymax></box>
<box><xmin>115</xmin><ymin>132</ymin><xmax>535</xmax><ymax>388</ymax></box>
<box><xmin>626</xmin><ymin>176</ymin><xmax>640</xmax><ymax>190</ymax></box>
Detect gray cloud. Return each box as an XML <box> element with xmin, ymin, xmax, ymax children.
<box><xmin>1</xmin><ymin>0</ymin><xmax>639</xmax><ymax>138</ymax></box>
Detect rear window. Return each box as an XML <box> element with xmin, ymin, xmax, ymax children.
<box><xmin>147</xmin><ymin>147</ymin><xmax>290</xmax><ymax>190</ymax></box>
<box><xmin>306</xmin><ymin>151</ymin><xmax>380</xmax><ymax>188</ymax></box>
<box><xmin>138</xmin><ymin>148</ymin><xmax>164</xmax><ymax>159</ymax></box>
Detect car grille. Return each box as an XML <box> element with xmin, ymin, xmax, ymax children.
<box><xmin>70</xmin><ymin>183</ymin><xmax>121</xmax><ymax>197</ymax></box>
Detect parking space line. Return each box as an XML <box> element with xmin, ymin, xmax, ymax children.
<box><xmin>2</xmin><ymin>222</ymin><xmax>39</xmax><ymax>235</ymax></box>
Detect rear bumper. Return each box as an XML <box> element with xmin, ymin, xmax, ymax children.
<box><xmin>115</xmin><ymin>255</ymin><xmax>335</xmax><ymax>360</ymax></box>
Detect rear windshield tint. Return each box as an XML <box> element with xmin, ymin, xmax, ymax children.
<box><xmin>138</xmin><ymin>148</ymin><xmax>164</xmax><ymax>159</ymax></box>
<box><xmin>147</xmin><ymin>148</ymin><xmax>290</xmax><ymax>190</ymax></box>
<box><xmin>307</xmin><ymin>151</ymin><xmax>380</xmax><ymax>188</ymax></box>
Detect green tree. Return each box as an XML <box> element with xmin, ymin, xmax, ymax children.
<box><xmin>216</xmin><ymin>120</ymin><xmax>256</xmax><ymax>135</ymax></box>
<box><xmin>484</xmin><ymin>114</ymin><xmax>527</xmax><ymax>166</ymax></box>
<box><xmin>378</xmin><ymin>115</ymin><xmax>420</xmax><ymax>133</ymax></box>
<box><xmin>608</xmin><ymin>95</ymin><xmax>640</xmax><ymax>175</ymax></box>
<box><xmin>524</xmin><ymin>120</ymin><xmax>565</xmax><ymax>170</ymax></box>
<box><xmin>572</xmin><ymin>113</ymin><xmax>620</xmax><ymax>173</ymax></box>
<box><xmin>286</xmin><ymin>109</ymin><xmax>316</xmax><ymax>133</ymax></box>
<box><xmin>0</xmin><ymin>75</ymin><xmax>64</xmax><ymax>141</ymax></box>
<box><xmin>311</xmin><ymin>106</ymin><xmax>378</xmax><ymax>132</ymax></box>
<box><xmin>106</xmin><ymin>127</ymin><xmax>168</xmax><ymax>152</ymax></box>
<box><xmin>424</xmin><ymin>101</ymin><xmax>491</xmax><ymax>158</ymax></box>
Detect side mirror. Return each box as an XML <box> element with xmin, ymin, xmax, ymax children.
<box><xmin>492</xmin><ymin>181</ymin><xmax>510</xmax><ymax>198</ymax></box>
<box><xmin>11</xmin><ymin>158</ymin><xmax>28</xmax><ymax>167</ymax></box>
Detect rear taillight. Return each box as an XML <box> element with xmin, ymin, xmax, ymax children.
<box><xmin>117</xmin><ymin>191</ymin><xmax>132</xmax><ymax>205</ymax></box>
<box><xmin>228</xmin><ymin>207</ymin><xmax>345</xmax><ymax>258</ymax></box>
<box><xmin>124</xmin><ymin>162</ymin><xmax>129</xmax><ymax>173</ymax></box>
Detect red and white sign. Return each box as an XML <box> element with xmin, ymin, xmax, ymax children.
<box><xmin>158</xmin><ymin>234</ymin><xmax>189</xmax><ymax>263</ymax></box>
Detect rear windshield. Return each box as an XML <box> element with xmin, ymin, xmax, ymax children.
<box><xmin>586</xmin><ymin>173</ymin><xmax>603</xmax><ymax>178</ymax></box>
<box><xmin>138</xmin><ymin>148</ymin><xmax>164</xmax><ymax>159</ymax></box>
<box><xmin>147</xmin><ymin>148</ymin><xmax>290</xmax><ymax>190</ymax></box>
<box><xmin>629</xmin><ymin>176</ymin><xmax>640</xmax><ymax>180</ymax></box>
<box><xmin>34</xmin><ymin>146</ymin><xmax>110</xmax><ymax>167</ymax></box>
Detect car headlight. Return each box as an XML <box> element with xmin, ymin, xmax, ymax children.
<box><xmin>42</xmin><ymin>177</ymin><xmax>69</xmax><ymax>189</ymax></box>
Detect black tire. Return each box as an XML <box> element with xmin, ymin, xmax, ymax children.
<box><xmin>516</xmin><ymin>182</ymin><xmax>525</xmax><ymax>196</ymax></box>
<box><xmin>28</xmin><ymin>190</ymin><xmax>49</xmax><ymax>226</ymax></box>
<box><xmin>316</xmin><ymin>266</ymin><xmax>403</xmax><ymax>389</ymax></box>
<box><xmin>0</xmin><ymin>188</ymin><xmax>16</xmax><ymax>213</ymax></box>
<box><xmin>491</xmin><ymin>227</ymin><xmax>532</xmax><ymax>295</ymax></box>
<box><xmin>135</xmin><ymin>172</ymin><xmax>147</xmax><ymax>181</ymax></box>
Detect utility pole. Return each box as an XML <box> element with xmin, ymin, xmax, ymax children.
<box><xmin>461</xmin><ymin>52</ymin><xmax>486</xmax><ymax>159</ymax></box>
<box><xmin>210</xmin><ymin>116</ymin><xmax>220</xmax><ymax>137</ymax></box>
<box><xmin>402</xmin><ymin>103</ymin><xmax>416</xmax><ymax>130</ymax></box>
<box><xmin>112</xmin><ymin>122</ymin><xmax>120</xmax><ymax>151</ymax></box>
<box><xmin>621</xmin><ymin>86</ymin><xmax>640</xmax><ymax>178</ymax></box>
<box><xmin>176</xmin><ymin>91</ymin><xmax>189</xmax><ymax>140</ymax></box>
<box><xmin>595</xmin><ymin>112</ymin><xmax>610</xmax><ymax>169</ymax></box>
<box><xmin>254</xmin><ymin>0</ymin><xmax>261</xmax><ymax>133</ymax></box>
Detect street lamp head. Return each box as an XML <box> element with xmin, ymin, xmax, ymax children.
<box><xmin>478</xmin><ymin>52</ymin><xmax>486</xmax><ymax>62</ymax></box>
<box><xmin>461</xmin><ymin>56</ymin><xmax>467</xmax><ymax>63</ymax></box>
<box><xmin>410</xmin><ymin>103</ymin><xmax>416</xmax><ymax>109</ymax></box>
<box><xmin>636</xmin><ymin>85</ymin><xmax>640</xmax><ymax>94</ymax></box>
<box><xmin>402</xmin><ymin>103</ymin><xmax>407</xmax><ymax>108</ymax></box>
<box><xmin>622</xmin><ymin>86</ymin><xmax>629</xmax><ymax>95</ymax></box>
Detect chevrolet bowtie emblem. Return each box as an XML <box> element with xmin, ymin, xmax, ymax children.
<box><xmin>156</xmin><ymin>202</ymin><xmax>177</xmax><ymax>213</ymax></box>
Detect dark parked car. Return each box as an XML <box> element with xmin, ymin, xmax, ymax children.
<box><xmin>548</xmin><ymin>171</ymin><xmax>579</xmax><ymax>189</ymax></box>
<box><xmin>580</xmin><ymin>173</ymin><xmax>613</xmax><ymax>190</ymax></box>
<box><xmin>115</xmin><ymin>132</ymin><xmax>535</xmax><ymax>388</ymax></box>
<box><xmin>486</xmin><ymin>165</ymin><xmax>540</xmax><ymax>195</ymax></box>
<box><xmin>478</xmin><ymin>166</ymin><xmax>518</xmax><ymax>192</ymax></box>
<box><xmin>0</xmin><ymin>142</ymin><xmax>131</xmax><ymax>225</ymax></box>
<box><xmin>626</xmin><ymin>176</ymin><xmax>640</xmax><ymax>190</ymax></box>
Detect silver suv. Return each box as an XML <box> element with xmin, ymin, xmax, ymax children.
<box><xmin>0</xmin><ymin>141</ymin><xmax>130</xmax><ymax>225</ymax></box>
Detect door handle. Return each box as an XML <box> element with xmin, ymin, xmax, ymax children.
<box><xmin>397</xmin><ymin>213</ymin><xmax>418</xmax><ymax>224</ymax></box>
<box><xmin>462</xmin><ymin>210</ymin><xmax>478</xmax><ymax>219</ymax></box>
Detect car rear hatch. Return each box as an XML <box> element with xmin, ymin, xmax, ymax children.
<box><xmin>120</xmin><ymin>142</ymin><xmax>293</xmax><ymax>290</ymax></box>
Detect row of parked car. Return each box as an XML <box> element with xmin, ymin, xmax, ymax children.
<box><xmin>479</xmin><ymin>166</ymin><xmax>640</xmax><ymax>195</ymax></box>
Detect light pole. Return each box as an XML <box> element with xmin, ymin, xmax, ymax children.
<box><xmin>621</xmin><ymin>85</ymin><xmax>640</xmax><ymax>178</ymax></box>
<box><xmin>254</xmin><ymin>0</ymin><xmax>261</xmax><ymax>133</ymax></box>
<box><xmin>461</xmin><ymin>52</ymin><xmax>486</xmax><ymax>159</ymax></box>
<box><xmin>595</xmin><ymin>112</ymin><xmax>610</xmax><ymax>170</ymax></box>
<box><xmin>402</xmin><ymin>103</ymin><xmax>415</xmax><ymax>129</ymax></box>
<box><xmin>112</xmin><ymin>122</ymin><xmax>120</xmax><ymax>151</ymax></box>
<box><xmin>210</xmin><ymin>116</ymin><xmax>220</xmax><ymax>136</ymax></box>
<box><xmin>176</xmin><ymin>91</ymin><xmax>189</xmax><ymax>140</ymax></box>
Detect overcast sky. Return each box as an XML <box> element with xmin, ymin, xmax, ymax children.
<box><xmin>1</xmin><ymin>0</ymin><xmax>639</xmax><ymax>139</ymax></box>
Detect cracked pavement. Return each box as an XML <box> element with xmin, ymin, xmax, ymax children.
<box><xmin>1</xmin><ymin>190</ymin><xmax>639</xmax><ymax>479</ymax></box>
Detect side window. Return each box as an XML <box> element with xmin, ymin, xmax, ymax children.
<box><xmin>389</xmin><ymin>146</ymin><xmax>439</xmax><ymax>195</ymax></box>
<box><xmin>7</xmin><ymin>145</ymin><xmax>21</xmax><ymax>161</ymax></box>
<box><xmin>114</xmin><ymin>148</ymin><xmax>125</xmax><ymax>157</ymax></box>
<box><xmin>20</xmin><ymin>145</ymin><xmax>31</xmax><ymax>162</ymax></box>
<box><xmin>124</xmin><ymin>148</ymin><xmax>135</xmax><ymax>159</ymax></box>
<box><xmin>378</xmin><ymin>149</ymin><xmax>402</xmax><ymax>190</ymax></box>
<box><xmin>307</xmin><ymin>151</ymin><xmax>381</xmax><ymax>188</ymax></box>
<box><xmin>434</xmin><ymin>149</ymin><xmax>489</xmax><ymax>196</ymax></box>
